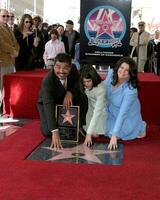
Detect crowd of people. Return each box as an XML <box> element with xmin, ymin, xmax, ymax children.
<box><xmin>0</xmin><ymin>8</ymin><xmax>80</xmax><ymax>110</ymax></box>
<box><xmin>0</xmin><ymin>8</ymin><xmax>149</xmax><ymax>150</ymax></box>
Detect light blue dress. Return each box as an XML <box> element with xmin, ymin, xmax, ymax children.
<box><xmin>103</xmin><ymin>69</ymin><xmax>146</xmax><ymax>140</ymax></box>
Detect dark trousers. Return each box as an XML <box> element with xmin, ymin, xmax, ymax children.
<box><xmin>157</xmin><ymin>60</ymin><xmax>160</xmax><ymax>75</ymax></box>
<box><xmin>37</xmin><ymin>103</ymin><xmax>52</xmax><ymax>137</ymax></box>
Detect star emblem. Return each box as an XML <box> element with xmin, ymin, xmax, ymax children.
<box><xmin>43</xmin><ymin>144</ymin><xmax>120</xmax><ymax>164</ymax></box>
<box><xmin>61</xmin><ymin>110</ymin><xmax>75</xmax><ymax>125</ymax></box>
<box><xmin>90</xmin><ymin>9</ymin><xmax>114</xmax><ymax>38</ymax></box>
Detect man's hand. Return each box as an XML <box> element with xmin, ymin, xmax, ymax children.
<box><xmin>84</xmin><ymin>134</ymin><xmax>92</xmax><ymax>147</ymax></box>
<box><xmin>63</xmin><ymin>91</ymin><xmax>73</xmax><ymax>109</ymax></box>
<box><xmin>50</xmin><ymin>130</ymin><xmax>63</xmax><ymax>151</ymax></box>
<box><xmin>108</xmin><ymin>135</ymin><xmax>118</xmax><ymax>150</ymax></box>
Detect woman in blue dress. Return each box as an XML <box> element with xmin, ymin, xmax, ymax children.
<box><xmin>103</xmin><ymin>57</ymin><xmax>146</xmax><ymax>150</ymax></box>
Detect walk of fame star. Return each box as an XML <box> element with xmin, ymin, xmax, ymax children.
<box><xmin>90</xmin><ymin>9</ymin><xmax>114</xmax><ymax>38</ymax></box>
<box><xmin>96</xmin><ymin>10</ymin><xmax>114</xmax><ymax>38</ymax></box>
<box><xmin>43</xmin><ymin>144</ymin><xmax>120</xmax><ymax>164</ymax></box>
<box><xmin>61</xmin><ymin>110</ymin><xmax>75</xmax><ymax>125</ymax></box>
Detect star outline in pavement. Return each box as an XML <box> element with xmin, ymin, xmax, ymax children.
<box><xmin>42</xmin><ymin>144</ymin><xmax>120</xmax><ymax>164</ymax></box>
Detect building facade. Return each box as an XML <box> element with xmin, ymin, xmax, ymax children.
<box><xmin>0</xmin><ymin>0</ymin><xmax>44</xmax><ymax>20</ymax></box>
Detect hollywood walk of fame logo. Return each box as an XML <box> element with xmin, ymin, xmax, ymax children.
<box><xmin>84</xmin><ymin>5</ymin><xmax>126</xmax><ymax>48</ymax></box>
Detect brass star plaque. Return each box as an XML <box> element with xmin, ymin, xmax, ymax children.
<box><xmin>56</xmin><ymin>105</ymin><xmax>80</xmax><ymax>142</ymax></box>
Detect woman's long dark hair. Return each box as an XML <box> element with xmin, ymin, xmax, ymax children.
<box><xmin>79</xmin><ymin>65</ymin><xmax>102</xmax><ymax>93</ymax></box>
<box><xmin>18</xmin><ymin>14</ymin><xmax>33</xmax><ymax>32</ymax></box>
<box><xmin>112</xmin><ymin>57</ymin><xmax>140</xmax><ymax>89</ymax></box>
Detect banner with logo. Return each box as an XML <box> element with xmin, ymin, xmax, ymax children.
<box><xmin>80</xmin><ymin>0</ymin><xmax>132</xmax><ymax>65</ymax></box>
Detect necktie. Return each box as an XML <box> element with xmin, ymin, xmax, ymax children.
<box><xmin>10</xmin><ymin>25</ymin><xmax>13</xmax><ymax>31</ymax></box>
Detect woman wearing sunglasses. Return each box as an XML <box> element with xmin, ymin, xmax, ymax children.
<box><xmin>14</xmin><ymin>14</ymin><xmax>39</xmax><ymax>71</ymax></box>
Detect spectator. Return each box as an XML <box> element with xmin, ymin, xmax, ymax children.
<box><xmin>14</xmin><ymin>14</ymin><xmax>38</xmax><ymax>71</ymax></box>
<box><xmin>64</xmin><ymin>20</ymin><xmax>80</xmax><ymax>58</ymax></box>
<box><xmin>7</xmin><ymin>11</ymin><xmax>18</xmax><ymax>32</ymax></box>
<box><xmin>57</xmin><ymin>24</ymin><xmax>69</xmax><ymax>53</ymax></box>
<box><xmin>43</xmin><ymin>29</ymin><xmax>65</xmax><ymax>68</ymax></box>
<box><xmin>32</xmin><ymin>15</ymin><xmax>45</xmax><ymax>68</ymax></box>
<box><xmin>130</xmin><ymin>21</ymin><xmax>150</xmax><ymax>72</ymax></box>
<box><xmin>0</xmin><ymin>9</ymin><xmax>19</xmax><ymax>107</ymax></box>
<box><xmin>41</xmin><ymin>22</ymin><xmax>49</xmax><ymax>44</ymax></box>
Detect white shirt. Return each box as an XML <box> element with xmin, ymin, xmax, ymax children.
<box><xmin>43</xmin><ymin>39</ymin><xmax>65</xmax><ymax>63</ymax></box>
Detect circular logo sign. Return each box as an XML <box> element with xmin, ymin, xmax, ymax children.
<box><xmin>84</xmin><ymin>5</ymin><xmax>126</xmax><ymax>48</ymax></box>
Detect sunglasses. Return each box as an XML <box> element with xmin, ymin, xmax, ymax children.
<box><xmin>1</xmin><ymin>15</ymin><xmax>9</xmax><ymax>18</ymax></box>
<box><xmin>138</xmin><ymin>24</ymin><xmax>144</xmax><ymax>27</ymax></box>
<box><xmin>25</xmin><ymin>21</ymin><xmax>31</xmax><ymax>24</ymax></box>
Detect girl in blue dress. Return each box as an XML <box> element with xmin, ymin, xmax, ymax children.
<box><xmin>103</xmin><ymin>57</ymin><xmax>146</xmax><ymax>150</ymax></box>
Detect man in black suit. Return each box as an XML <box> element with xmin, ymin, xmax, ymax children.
<box><xmin>57</xmin><ymin>25</ymin><xmax>69</xmax><ymax>54</ymax></box>
<box><xmin>64</xmin><ymin>20</ymin><xmax>80</xmax><ymax>59</ymax></box>
<box><xmin>37</xmin><ymin>53</ymin><xmax>87</xmax><ymax>150</ymax></box>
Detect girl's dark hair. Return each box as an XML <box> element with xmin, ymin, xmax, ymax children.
<box><xmin>112</xmin><ymin>57</ymin><xmax>140</xmax><ymax>89</ymax></box>
<box><xmin>80</xmin><ymin>65</ymin><xmax>102</xmax><ymax>93</ymax></box>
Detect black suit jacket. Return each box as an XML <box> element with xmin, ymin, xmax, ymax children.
<box><xmin>64</xmin><ymin>30</ymin><xmax>80</xmax><ymax>58</ymax></box>
<box><xmin>37</xmin><ymin>65</ymin><xmax>79</xmax><ymax>135</ymax></box>
<box><xmin>61</xmin><ymin>35</ymin><xmax>69</xmax><ymax>54</ymax></box>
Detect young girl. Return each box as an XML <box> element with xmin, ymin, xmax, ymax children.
<box><xmin>80</xmin><ymin>65</ymin><xmax>107</xmax><ymax>146</ymax></box>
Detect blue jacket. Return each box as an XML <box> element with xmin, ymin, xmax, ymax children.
<box><xmin>103</xmin><ymin>69</ymin><xmax>146</xmax><ymax>140</ymax></box>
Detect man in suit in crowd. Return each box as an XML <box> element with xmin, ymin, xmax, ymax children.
<box><xmin>130</xmin><ymin>21</ymin><xmax>150</xmax><ymax>72</ymax></box>
<box><xmin>57</xmin><ymin>24</ymin><xmax>69</xmax><ymax>54</ymax></box>
<box><xmin>32</xmin><ymin>15</ymin><xmax>45</xmax><ymax>68</ymax></box>
<box><xmin>64</xmin><ymin>20</ymin><xmax>80</xmax><ymax>59</ymax></box>
<box><xmin>0</xmin><ymin>9</ymin><xmax>19</xmax><ymax>108</ymax></box>
<box><xmin>37</xmin><ymin>53</ymin><xmax>87</xmax><ymax>150</ymax></box>
<box><xmin>7</xmin><ymin>11</ymin><xmax>18</xmax><ymax>32</ymax></box>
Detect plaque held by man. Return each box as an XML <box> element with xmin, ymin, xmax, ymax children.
<box><xmin>56</xmin><ymin>105</ymin><xmax>80</xmax><ymax>142</ymax></box>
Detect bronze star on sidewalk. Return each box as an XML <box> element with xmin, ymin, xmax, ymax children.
<box><xmin>43</xmin><ymin>144</ymin><xmax>120</xmax><ymax>164</ymax></box>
